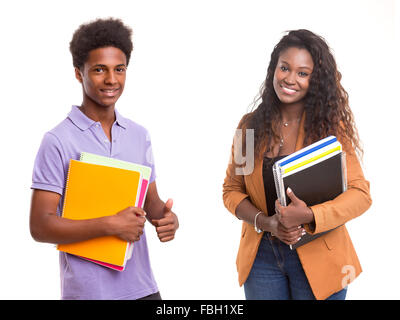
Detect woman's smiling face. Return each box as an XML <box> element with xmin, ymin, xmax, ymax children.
<box><xmin>273</xmin><ymin>47</ymin><xmax>314</xmax><ymax>105</ymax></box>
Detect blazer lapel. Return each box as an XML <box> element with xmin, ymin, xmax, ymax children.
<box><xmin>295</xmin><ymin>112</ymin><xmax>306</xmax><ymax>151</ymax></box>
<box><xmin>245</xmin><ymin>147</ymin><xmax>268</xmax><ymax>213</ymax></box>
<box><xmin>246</xmin><ymin>112</ymin><xmax>306</xmax><ymax>214</ymax></box>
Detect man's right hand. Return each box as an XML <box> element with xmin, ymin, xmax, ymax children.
<box><xmin>109</xmin><ymin>206</ymin><xmax>146</xmax><ymax>242</ymax></box>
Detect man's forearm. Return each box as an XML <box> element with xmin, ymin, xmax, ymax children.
<box><xmin>144</xmin><ymin>198</ymin><xmax>165</xmax><ymax>222</ymax></box>
<box><xmin>30</xmin><ymin>213</ymin><xmax>113</xmax><ymax>244</ymax></box>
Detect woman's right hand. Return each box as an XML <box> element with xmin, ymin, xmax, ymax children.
<box><xmin>268</xmin><ymin>214</ymin><xmax>305</xmax><ymax>246</ymax></box>
<box><xmin>108</xmin><ymin>206</ymin><xmax>147</xmax><ymax>242</ymax></box>
<box><xmin>234</xmin><ymin>198</ymin><xmax>305</xmax><ymax>246</ymax></box>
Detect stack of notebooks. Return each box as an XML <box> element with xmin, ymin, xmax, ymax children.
<box><xmin>57</xmin><ymin>152</ymin><xmax>152</xmax><ymax>271</ymax></box>
<box><xmin>272</xmin><ymin>136</ymin><xmax>347</xmax><ymax>249</ymax></box>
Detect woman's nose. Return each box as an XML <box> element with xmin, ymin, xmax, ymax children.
<box><xmin>284</xmin><ymin>72</ymin><xmax>296</xmax><ymax>85</ymax></box>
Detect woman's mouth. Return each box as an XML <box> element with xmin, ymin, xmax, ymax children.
<box><xmin>281</xmin><ymin>85</ymin><xmax>298</xmax><ymax>95</ymax></box>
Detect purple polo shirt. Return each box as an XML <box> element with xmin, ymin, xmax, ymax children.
<box><xmin>31</xmin><ymin>105</ymin><xmax>158</xmax><ymax>299</ymax></box>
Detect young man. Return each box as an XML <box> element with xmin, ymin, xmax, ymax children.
<box><xmin>30</xmin><ymin>18</ymin><xmax>179</xmax><ymax>300</ymax></box>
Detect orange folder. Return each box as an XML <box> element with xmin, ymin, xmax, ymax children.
<box><xmin>57</xmin><ymin>160</ymin><xmax>141</xmax><ymax>267</ymax></box>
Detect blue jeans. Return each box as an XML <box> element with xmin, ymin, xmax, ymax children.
<box><xmin>244</xmin><ymin>233</ymin><xmax>347</xmax><ymax>300</ymax></box>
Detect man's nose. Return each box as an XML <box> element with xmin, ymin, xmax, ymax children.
<box><xmin>105</xmin><ymin>71</ymin><xmax>117</xmax><ymax>85</ymax></box>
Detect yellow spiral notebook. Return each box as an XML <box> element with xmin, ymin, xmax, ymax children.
<box><xmin>57</xmin><ymin>160</ymin><xmax>142</xmax><ymax>267</ymax></box>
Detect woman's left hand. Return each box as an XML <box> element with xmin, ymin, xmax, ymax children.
<box><xmin>275</xmin><ymin>187</ymin><xmax>314</xmax><ymax>229</ymax></box>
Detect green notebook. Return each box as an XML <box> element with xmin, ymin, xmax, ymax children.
<box><xmin>80</xmin><ymin>152</ymin><xmax>151</xmax><ymax>209</ymax></box>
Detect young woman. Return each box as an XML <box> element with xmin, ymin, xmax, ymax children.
<box><xmin>30</xmin><ymin>18</ymin><xmax>179</xmax><ymax>300</ymax></box>
<box><xmin>222</xmin><ymin>29</ymin><xmax>372</xmax><ymax>300</ymax></box>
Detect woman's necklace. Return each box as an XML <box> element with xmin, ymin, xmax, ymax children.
<box><xmin>279</xmin><ymin>118</ymin><xmax>301</xmax><ymax>147</ymax></box>
<box><xmin>282</xmin><ymin>118</ymin><xmax>301</xmax><ymax>127</ymax></box>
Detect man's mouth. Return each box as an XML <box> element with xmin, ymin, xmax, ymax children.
<box><xmin>100</xmin><ymin>88</ymin><xmax>120</xmax><ymax>97</ymax></box>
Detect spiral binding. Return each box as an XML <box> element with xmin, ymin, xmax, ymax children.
<box><xmin>60</xmin><ymin>159</ymin><xmax>74</xmax><ymax>218</ymax></box>
<box><xmin>272</xmin><ymin>162</ymin><xmax>286</xmax><ymax>207</ymax></box>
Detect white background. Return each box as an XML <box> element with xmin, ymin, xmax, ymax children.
<box><xmin>0</xmin><ymin>0</ymin><xmax>397</xmax><ymax>299</ymax></box>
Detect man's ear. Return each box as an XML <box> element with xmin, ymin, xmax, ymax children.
<box><xmin>74</xmin><ymin>67</ymin><xmax>83</xmax><ymax>83</ymax></box>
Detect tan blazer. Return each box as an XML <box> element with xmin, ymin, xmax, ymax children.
<box><xmin>222</xmin><ymin>114</ymin><xmax>372</xmax><ymax>300</ymax></box>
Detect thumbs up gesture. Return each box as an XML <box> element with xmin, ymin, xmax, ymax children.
<box><xmin>275</xmin><ymin>187</ymin><xmax>314</xmax><ymax>229</ymax></box>
<box><xmin>151</xmin><ymin>199</ymin><xmax>179</xmax><ymax>242</ymax></box>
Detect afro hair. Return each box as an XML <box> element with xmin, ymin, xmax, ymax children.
<box><xmin>70</xmin><ymin>18</ymin><xmax>133</xmax><ymax>69</ymax></box>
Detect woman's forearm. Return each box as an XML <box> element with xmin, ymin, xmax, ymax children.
<box><xmin>235</xmin><ymin>198</ymin><xmax>274</xmax><ymax>233</ymax></box>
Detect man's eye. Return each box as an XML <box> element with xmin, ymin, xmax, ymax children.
<box><xmin>116</xmin><ymin>67</ymin><xmax>126</xmax><ymax>72</ymax></box>
<box><xmin>94</xmin><ymin>68</ymin><xmax>104</xmax><ymax>73</ymax></box>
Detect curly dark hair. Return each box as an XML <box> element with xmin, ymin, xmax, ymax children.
<box><xmin>70</xmin><ymin>17</ymin><xmax>133</xmax><ymax>69</ymax></box>
<box><xmin>242</xmin><ymin>29</ymin><xmax>362</xmax><ymax>159</ymax></box>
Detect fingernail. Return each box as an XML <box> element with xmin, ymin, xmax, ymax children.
<box><xmin>287</xmin><ymin>187</ymin><xmax>292</xmax><ymax>193</ymax></box>
<box><xmin>297</xmin><ymin>237</ymin><xmax>301</xmax><ymax>241</ymax></box>
<box><xmin>302</xmin><ymin>230</ymin><xmax>306</xmax><ymax>236</ymax></box>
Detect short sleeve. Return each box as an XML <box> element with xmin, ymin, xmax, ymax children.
<box><xmin>31</xmin><ymin>132</ymin><xmax>66</xmax><ymax>195</ymax></box>
<box><xmin>144</xmin><ymin>130</ymin><xmax>156</xmax><ymax>184</ymax></box>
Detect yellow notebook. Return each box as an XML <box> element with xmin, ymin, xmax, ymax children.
<box><xmin>57</xmin><ymin>160</ymin><xmax>142</xmax><ymax>267</ymax></box>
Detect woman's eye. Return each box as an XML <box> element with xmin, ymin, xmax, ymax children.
<box><xmin>299</xmin><ymin>71</ymin><xmax>308</xmax><ymax>77</ymax></box>
<box><xmin>280</xmin><ymin>66</ymin><xmax>288</xmax><ymax>72</ymax></box>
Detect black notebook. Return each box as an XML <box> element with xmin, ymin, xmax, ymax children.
<box><xmin>272</xmin><ymin>136</ymin><xmax>347</xmax><ymax>249</ymax></box>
